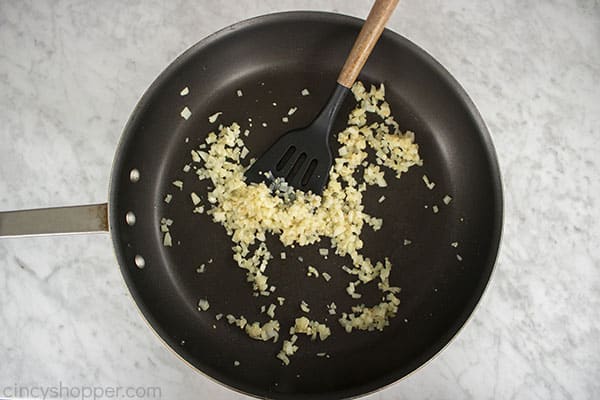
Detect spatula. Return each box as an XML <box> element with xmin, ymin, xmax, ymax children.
<box><xmin>246</xmin><ymin>0</ymin><xmax>400</xmax><ymax>195</ymax></box>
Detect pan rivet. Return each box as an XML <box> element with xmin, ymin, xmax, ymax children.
<box><xmin>134</xmin><ymin>255</ymin><xmax>145</xmax><ymax>269</ymax></box>
<box><xmin>129</xmin><ymin>169</ymin><xmax>140</xmax><ymax>183</ymax></box>
<box><xmin>125</xmin><ymin>211</ymin><xmax>136</xmax><ymax>226</ymax></box>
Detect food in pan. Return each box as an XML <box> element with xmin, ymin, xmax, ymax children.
<box><xmin>162</xmin><ymin>81</ymin><xmax>435</xmax><ymax>364</ymax></box>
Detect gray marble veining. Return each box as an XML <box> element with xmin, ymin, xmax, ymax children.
<box><xmin>1</xmin><ymin>0</ymin><xmax>599</xmax><ymax>399</ymax></box>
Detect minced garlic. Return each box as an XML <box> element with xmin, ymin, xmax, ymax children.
<box><xmin>165</xmin><ymin>81</ymin><xmax>422</xmax><ymax>364</ymax></box>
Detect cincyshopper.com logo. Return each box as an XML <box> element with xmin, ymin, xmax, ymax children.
<box><xmin>0</xmin><ymin>382</ymin><xmax>161</xmax><ymax>400</ymax></box>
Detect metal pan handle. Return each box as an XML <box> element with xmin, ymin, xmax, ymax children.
<box><xmin>0</xmin><ymin>203</ymin><xmax>109</xmax><ymax>238</ymax></box>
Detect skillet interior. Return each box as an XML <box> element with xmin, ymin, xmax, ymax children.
<box><xmin>109</xmin><ymin>11</ymin><xmax>502</xmax><ymax>400</ymax></box>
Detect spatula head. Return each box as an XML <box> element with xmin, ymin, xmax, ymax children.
<box><xmin>245</xmin><ymin>84</ymin><xmax>349</xmax><ymax>195</ymax></box>
<box><xmin>245</xmin><ymin>124</ymin><xmax>334</xmax><ymax>195</ymax></box>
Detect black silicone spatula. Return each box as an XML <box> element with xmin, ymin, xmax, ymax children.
<box><xmin>245</xmin><ymin>0</ymin><xmax>400</xmax><ymax>194</ymax></box>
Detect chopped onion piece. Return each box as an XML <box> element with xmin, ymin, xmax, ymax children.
<box><xmin>197</xmin><ymin>299</ymin><xmax>210</xmax><ymax>311</ymax></box>
<box><xmin>422</xmin><ymin>174</ymin><xmax>435</xmax><ymax>190</ymax></box>
<box><xmin>190</xmin><ymin>192</ymin><xmax>201</xmax><ymax>205</ymax></box>
<box><xmin>208</xmin><ymin>112</ymin><xmax>222</xmax><ymax>123</ymax></box>
<box><xmin>163</xmin><ymin>232</ymin><xmax>172</xmax><ymax>247</ymax></box>
<box><xmin>180</xmin><ymin>107</ymin><xmax>192</xmax><ymax>120</ymax></box>
<box><xmin>300</xmin><ymin>301</ymin><xmax>310</xmax><ymax>313</ymax></box>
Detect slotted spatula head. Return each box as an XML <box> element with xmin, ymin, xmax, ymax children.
<box><xmin>245</xmin><ymin>85</ymin><xmax>349</xmax><ymax>194</ymax></box>
<box><xmin>245</xmin><ymin>0</ymin><xmax>399</xmax><ymax>195</ymax></box>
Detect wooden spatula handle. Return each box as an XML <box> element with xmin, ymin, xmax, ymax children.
<box><xmin>337</xmin><ymin>0</ymin><xmax>400</xmax><ymax>89</ymax></box>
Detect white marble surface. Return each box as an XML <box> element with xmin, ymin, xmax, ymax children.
<box><xmin>1</xmin><ymin>0</ymin><xmax>599</xmax><ymax>399</ymax></box>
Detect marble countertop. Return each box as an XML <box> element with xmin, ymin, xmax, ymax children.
<box><xmin>1</xmin><ymin>1</ymin><xmax>598</xmax><ymax>399</ymax></box>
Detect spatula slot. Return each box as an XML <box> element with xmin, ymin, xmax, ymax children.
<box><xmin>277</xmin><ymin>146</ymin><xmax>296</xmax><ymax>171</ymax></box>
<box><xmin>287</xmin><ymin>152</ymin><xmax>307</xmax><ymax>181</ymax></box>
<box><xmin>301</xmin><ymin>159</ymin><xmax>318</xmax><ymax>186</ymax></box>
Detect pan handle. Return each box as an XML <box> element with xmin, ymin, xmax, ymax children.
<box><xmin>0</xmin><ymin>203</ymin><xmax>109</xmax><ymax>238</ymax></box>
